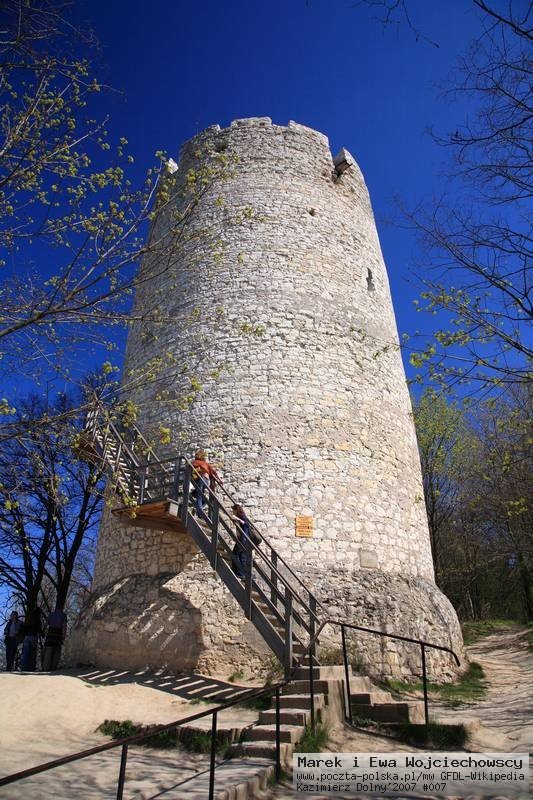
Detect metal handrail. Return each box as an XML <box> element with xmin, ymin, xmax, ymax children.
<box><xmin>86</xmin><ymin>404</ymin><xmax>322</xmax><ymax>618</ymax></box>
<box><xmin>304</xmin><ymin>618</ymin><xmax>461</xmax><ymax>730</ymax></box>
<box><xmin>0</xmin><ymin>618</ymin><xmax>461</xmax><ymax>798</ymax></box>
<box><xmin>182</xmin><ymin>459</ymin><xmax>321</xmax><ymax>627</ymax></box>
<box><xmin>209</xmin><ymin>472</ymin><xmax>324</xmax><ymax>616</ymax></box>
<box><xmin>0</xmin><ymin>680</ymin><xmax>287</xmax><ymax>798</ymax></box>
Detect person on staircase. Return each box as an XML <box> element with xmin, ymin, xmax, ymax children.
<box><xmin>231</xmin><ymin>503</ymin><xmax>256</xmax><ymax>580</ymax></box>
<box><xmin>191</xmin><ymin>449</ymin><xmax>219</xmax><ymax>521</ymax></box>
<box><xmin>231</xmin><ymin>503</ymin><xmax>250</xmax><ymax>580</ymax></box>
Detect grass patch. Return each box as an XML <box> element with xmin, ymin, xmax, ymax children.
<box><xmin>97</xmin><ymin>719</ymin><xmax>232</xmax><ymax>755</ymax></box>
<box><xmin>228</xmin><ymin>669</ymin><xmax>244</xmax><ymax>682</ymax></box>
<box><xmin>237</xmin><ymin>693</ymin><xmax>272</xmax><ymax>712</ymax></box>
<box><xmin>351</xmin><ymin>714</ymin><xmax>373</xmax><ymax>728</ymax></box>
<box><xmin>97</xmin><ymin>720</ymin><xmax>140</xmax><ymax>739</ymax></box>
<box><xmin>384</xmin><ymin>662</ymin><xmax>487</xmax><ymax>707</ymax></box>
<box><xmin>396</xmin><ymin>722</ymin><xmax>468</xmax><ymax>749</ymax></box>
<box><xmin>293</xmin><ymin>720</ymin><xmax>329</xmax><ymax>753</ymax></box>
<box><xmin>461</xmin><ymin>619</ymin><xmax>520</xmax><ymax>645</ymax></box>
<box><xmin>318</xmin><ymin>643</ymin><xmax>365</xmax><ymax>673</ymax></box>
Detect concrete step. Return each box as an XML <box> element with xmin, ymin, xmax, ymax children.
<box><xmin>238</xmin><ymin>740</ymin><xmax>293</xmax><ymax>760</ymax></box>
<box><xmin>157</xmin><ymin>756</ymin><xmax>274</xmax><ymax>799</ymax></box>
<box><xmin>260</xmin><ymin>708</ymin><xmax>309</xmax><ymax>726</ymax></box>
<box><xmin>244</xmin><ymin>724</ymin><xmax>304</xmax><ymax>743</ymax></box>
<box><xmin>278</xmin><ymin>694</ymin><xmax>325</xmax><ymax>710</ymax></box>
<box><xmin>292</xmin><ymin>665</ymin><xmax>349</xmax><ymax>681</ymax></box>
<box><xmin>282</xmin><ymin>679</ymin><xmax>332</xmax><ymax>695</ymax></box>
<box><xmin>351</xmin><ymin>700</ymin><xmax>425</xmax><ymax>724</ymax></box>
<box><xmin>351</xmin><ymin>690</ymin><xmax>392</xmax><ymax>704</ymax></box>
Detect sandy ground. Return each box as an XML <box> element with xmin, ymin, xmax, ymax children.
<box><xmin>1</xmin><ymin>629</ymin><xmax>531</xmax><ymax>798</ymax></box>
<box><xmin>0</xmin><ymin>669</ymin><xmax>258</xmax><ymax>799</ymax></box>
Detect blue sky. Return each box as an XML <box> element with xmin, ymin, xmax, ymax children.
<box><xmin>70</xmin><ymin>0</ymin><xmax>481</xmax><ymax>382</ymax></box>
<box><xmin>5</xmin><ymin>0</ymin><xmax>488</xmax><ymax>405</ymax></box>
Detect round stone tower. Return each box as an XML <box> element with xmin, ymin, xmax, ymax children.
<box><xmin>70</xmin><ymin>119</ymin><xmax>463</xmax><ymax>680</ymax></box>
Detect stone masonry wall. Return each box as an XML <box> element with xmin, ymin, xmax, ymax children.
<box><xmin>77</xmin><ymin>118</ymin><xmax>463</xmax><ymax>680</ymax></box>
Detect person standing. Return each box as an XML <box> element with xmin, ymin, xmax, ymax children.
<box><xmin>191</xmin><ymin>449</ymin><xmax>220</xmax><ymax>520</ymax></box>
<box><xmin>3</xmin><ymin>611</ymin><xmax>22</xmax><ymax>671</ymax></box>
<box><xmin>231</xmin><ymin>504</ymin><xmax>252</xmax><ymax>579</ymax></box>
<box><xmin>20</xmin><ymin>606</ymin><xmax>43</xmax><ymax>671</ymax></box>
<box><xmin>42</xmin><ymin>607</ymin><xmax>68</xmax><ymax>671</ymax></box>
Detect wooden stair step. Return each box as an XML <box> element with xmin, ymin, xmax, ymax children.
<box><xmin>351</xmin><ymin>691</ymin><xmax>392</xmax><ymax>704</ymax></box>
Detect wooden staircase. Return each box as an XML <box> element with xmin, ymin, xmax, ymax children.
<box><xmin>80</xmin><ymin>403</ymin><xmax>322</xmax><ymax>676</ymax></box>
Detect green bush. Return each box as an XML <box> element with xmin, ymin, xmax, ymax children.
<box><xmin>97</xmin><ymin>720</ymin><xmax>141</xmax><ymax>739</ymax></box>
<box><xmin>294</xmin><ymin>720</ymin><xmax>329</xmax><ymax>753</ymax></box>
<box><xmin>237</xmin><ymin>693</ymin><xmax>272</xmax><ymax>712</ymax></box>
<box><xmin>317</xmin><ymin>643</ymin><xmax>364</xmax><ymax>673</ymax></box>
<box><xmin>96</xmin><ymin>719</ymin><xmax>232</xmax><ymax>754</ymax></box>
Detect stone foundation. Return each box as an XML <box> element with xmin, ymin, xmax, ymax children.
<box><xmin>67</xmin><ymin>562</ymin><xmax>464</xmax><ymax>683</ymax></box>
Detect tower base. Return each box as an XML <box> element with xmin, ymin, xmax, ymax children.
<box><xmin>67</xmin><ymin>564</ymin><xmax>463</xmax><ymax>683</ymax></box>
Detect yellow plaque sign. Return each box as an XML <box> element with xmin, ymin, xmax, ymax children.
<box><xmin>295</xmin><ymin>515</ymin><xmax>314</xmax><ymax>538</ymax></box>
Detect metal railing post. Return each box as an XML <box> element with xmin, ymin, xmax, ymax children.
<box><xmin>341</xmin><ymin>624</ymin><xmax>353</xmax><ymax>725</ymax></box>
<box><xmin>271</xmin><ymin>550</ymin><xmax>278</xmax><ymax>609</ymax></box>
<box><xmin>421</xmin><ymin>643</ymin><xmax>429</xmax><ymax>727</ymax></box>
<box><xmin>116</xmin><ymin>744</ymin><xmax>128</xmax><ymax>800</ymax></box>
<box><xmin>139</xmin><ymin>465</ymin><xmax>146</xmax><ymax>505</ymax></box>
<box><xmin>284</xmin><ymin>587</ymin><xmax>293</xmax><ymax>679</ymax></box>
<box><xmin>275</xmin><ymin>688</ymin><xmax>281</xmax><ymax>781</ymax></box>
<box><xmin>181</xmin><ymin>464</ymin><xmax>191</xmax><ymax>525</ymax></box>
<box><xmin>245</xmin><ymin>535</ymin><xmax>253</xmax><ymax>619</ymax></box>
<box><xmin>172</xmin><ymin>457</ymin><xmax>182</xmax><ymax>499</ymax></box>
<box><xmin>309</xmin><ymin>646</ymin><xmax>315</xmax><ymax>733</ymax></box>
<box><xmin>211</xmin><ymin>502</ymin><xmax>220</xmax><ymax>570</ymax></box>
<box><xmin>209</xmin><ymin>711</ymin><xmax>217</xmax><ymax>800</ymax></box>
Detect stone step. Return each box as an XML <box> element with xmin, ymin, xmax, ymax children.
<box><xmin>351</xmin><ymin>690</ymin><xmax>392</xmax><ymax>704</ymax></box>
<box><xmin>238</xmin><ymin>740</ymin><xmax>293</xmax><ymax>760</ymax></box>
<box><xmin>157</xmin><ymin>756</ymin><xmax>275</xmax><ymax>799</ymax></box>
<box><xmin>351</xmin><ymin>701</ymin><xmax>425</xmax><ymax>724</ymax></box>
<box><xmin>244</xmin><ymin>724</ymin><xmax>304</xmax><ymax>743</ymax></box>
<box><xmin>260</xmin><ymin>708</ymin><xmax>309</xmax><ymax>726</ymax></box>
<box><xmin>292</xmin><ymin>665</ymin><xmax>349</xmax><ymax>681</ymax></box>
<box><xmin>278</xmin><ymin>694</ymin><xmax>325</xmax><ymax>710</ymax></box>
<box><xmin>282</xmin><ymin>679</ymin><xmax>332</xmax><ymax>695</ymax></box>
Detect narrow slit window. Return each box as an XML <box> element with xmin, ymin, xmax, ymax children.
<box><xmin>367</xmin><ymin>268</ymin><xmax>375</xmax><ymax>292</ymax></box>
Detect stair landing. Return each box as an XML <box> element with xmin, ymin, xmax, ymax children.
<box><xmin>112</xmin><ymin>499</ymin><xmax>188</xmax><ymax>534</ymax></box>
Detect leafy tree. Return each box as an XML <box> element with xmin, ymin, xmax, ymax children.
<box><xmin>412</xmin><ymin>390</ymin><xmax>471</xmax><ymax>580</ymax></box>
<box><xmin>414</xmin><ymin>385</ymin><xmax>532</xmax><ymax>621</ymax></box>
<box><xmin>0</xmin><ymin>392</ymin><xmax>105</xmax><ymax>614</ymax></box>
<box><xmin>404</xmin><ymin>0</ymin><xmax>532</xmax><ymax>394</ymax></box>
<box><xmin>0</xmin><ymin>0</ymin><xmax>226</xmax><ymax>424</ymax></box>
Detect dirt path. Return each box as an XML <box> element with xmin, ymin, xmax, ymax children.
<box><xmin>432</xmin><ymin>627</ymin><xmax>533</xmax><ymax>752</ymax></box>
<box><xmin>260</xmin><ymin>627</ymin><xmax>533</xmax><ymax>799</ymax></box>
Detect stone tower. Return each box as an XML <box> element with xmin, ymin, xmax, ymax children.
<box><xmin>71</xmin><ymin>119</ymin><xmax>463</xmax><ymax>680</ymax></box>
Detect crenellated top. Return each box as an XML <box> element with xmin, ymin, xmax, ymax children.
<box><xmin>177</xmin><ymin>118</ymin><xmax>363</xmax><ymax>185</ymax></box>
